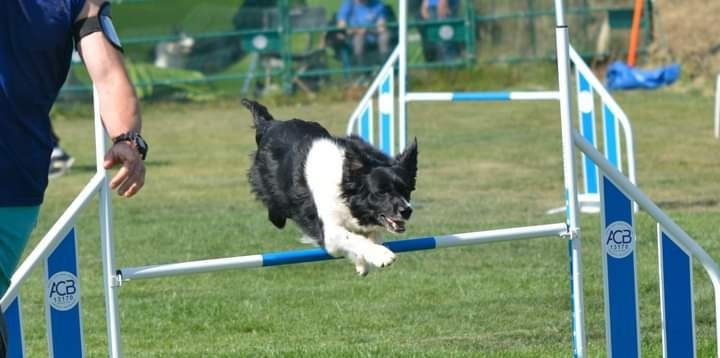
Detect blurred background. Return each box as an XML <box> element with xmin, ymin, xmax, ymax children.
<box><xmin>56</xmin><ymin>0</ymin><xmax>718</xmax><ymax>103</ymax></box>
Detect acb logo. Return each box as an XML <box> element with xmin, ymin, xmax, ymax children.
<box><xmin>603</xmin><ymin>221</ymin><xmax>635</xmax><ymax>259</ymax></box>
<box><xmin>47</xmin><ymin>271</ymin><xmax>80</xmax><ymax>311</ymax></box>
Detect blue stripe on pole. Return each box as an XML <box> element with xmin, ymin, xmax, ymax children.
<box><xmin>578</xmin><ymin>72</ymin><xmax>591</xmax><ymax>92</ymax></box>
<box><xmin>379</xmin><ymin>75</ymin><xmax>393</xmax><ymax>156</ymax></box>
<box><xmin>577</xmin><ymin>73</ymin><xmax>598</xmax><ymax>195</ymax></box>
<box><xmin>4</xmin><ymin>297</ymin><xmax>24</xmax><ymax>358</ymax></box>
<box><xmin>581</xmin><ymin>111</ymin><xmax>598</xmax><ymax>194</ymax></box>
<box><xmin>384</xmin><ymin>237</ymin><xmax>436</xmax><ymax>252</ymax></box>
<box><xmin>381</xmin><ymin>75</ymin><xmax>391</xmax><ymax>93</ymax></box>
<box><xmin>262</xmin><ymin>237</ymin><xmax>437</xmax><ymax>267</ymax></box>
<box><xmin>262</xmin><ymin>248</ymin><xmax>333</xmax><ymax>267</ymax></box>
<box><xmin>359</xmin><ymin>105</ymin><xmax>372</xmax><ymax>144</ymax></box>
<box><xmin>660</xmin><ymin>231</ymin><xmax>696</xmax><ymax>357</ymax></box>
<box><xmin>601</xmin><ymin>176</ymin><xmax>640</xmax><ymax>358</ymax></box>
<box><xmin>451</xmin><ymin>92</ymin><xmax>511</xmax><ymax>101</ymax></box>
<box><xmin>46</xmin><ymin>228</ymin><xmax>84</xmax><ymax>358</ymax></box>
<box><xmin>603</xmin><ymin>104</ymin><xmax>620</xmax><ymax>169</ymax></box>
<box><xmin>381</xmin><ymin>114</ymin><xmax>391</xmax><ymax>156</ymax></box>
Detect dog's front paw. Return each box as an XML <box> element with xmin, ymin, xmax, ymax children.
<box><xmin>355</xmin><ymin>261</ymin><xmax>370</xmax><ymax>276</ymax></box>
<box><xmin>362</xmin><ymin>244</ymin><xmax>396</xmax><ymax>269</ymax></box>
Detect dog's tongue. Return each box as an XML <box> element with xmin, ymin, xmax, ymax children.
<box><xmin>389</xmin><ymin>218</ymin><xmax>406</xmax><ymax>233</ymax></box>
<box><xmin>382</xmin><ymin>216</ymin><xmax>406</xmax><ymax>233</ymax></box>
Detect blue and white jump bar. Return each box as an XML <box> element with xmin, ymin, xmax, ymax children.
<box><xmin>118</xmin><ymin>223</ymin><xmax>567</xmax><ymax>281</ymax></box>
<box><xmin>405</xmin><ymin>91</ymin><xmax>560</xmax><ymax>102</ymax></box>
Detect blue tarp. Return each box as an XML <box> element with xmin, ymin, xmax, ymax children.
<box><xmin>606</xmin><ymin>61</ymin><xmax>681</xmax><ymax>90</ymax></box>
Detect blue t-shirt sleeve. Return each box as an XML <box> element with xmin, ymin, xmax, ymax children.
<box><xmin>69</xmin><ymin>0</ymin><xmax>86</xmax><ymax>23</ymax></box>
<box><xmin>374</xmin><ymin>2</ymin><xmax>387</xmax><ymax>21</ymax></box>
<box><xmin>337</xmin><ymin>0</ymin><xmax>352</xmax><ymax>22</ymax></box>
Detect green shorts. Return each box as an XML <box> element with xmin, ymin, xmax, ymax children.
<box><xmin>0</xmin><ymin>206</ymin><xmax>40</xmax><ymax>297</ymax></box>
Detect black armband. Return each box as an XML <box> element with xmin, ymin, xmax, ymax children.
<box><xmin>72</xmin><ymin>2</ymin><xmax>123</xmax><ymax>53</ymax></box>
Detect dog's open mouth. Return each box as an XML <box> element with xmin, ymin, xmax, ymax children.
<box><xmin>381</xmin><ymin>215</ymin><xmax>406</xmax><ymax>233</ymax></box>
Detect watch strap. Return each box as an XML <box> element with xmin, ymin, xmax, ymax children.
<box><xmin>113</xmin><ymin>132</ymin><xmax>147</xmax><ymax>160</ymax></box>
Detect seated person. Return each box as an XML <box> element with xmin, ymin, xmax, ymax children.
<box><xmin>336</xmin><ymin>0</ymin><xmax>390</xmax><ymax>68</ymax></box>
<box><xmin>420</xmin><ymin>0</ymin><xmax>461</xmax><ymax>62</ymax></box>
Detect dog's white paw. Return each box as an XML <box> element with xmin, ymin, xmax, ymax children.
<box><xmin>361</xmin><ymin>244</ymin><xmax>396</xmax><ymax>269</ymax></box>
<box><xmin>355</xmin><ymin>262</ymin><xmax>370</xmax><ymax>276</ymax></box>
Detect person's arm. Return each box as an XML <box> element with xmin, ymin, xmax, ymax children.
<box><xmin>336</xmin><ymin>0</ymin><xmax>351</xmax><ymax>29</ymax></box>
<box><xmin>437</xmin><ymin>0</ymin><xmax>450</xmax><ymax>18</ymax></box>
<box><xmin>375</xmin><ymin>3</ymin><xmax>388</xmax><ymax>32</ymax></box>
<box><xmin>376</xmin><ymin>16</ymin><xmax>387</xmax><ymax>33</ymax></box>
<box><xmin>76</xmin><ymin>0</ymin><xmax>145</xmax><ymax>198</ymax></box>
<box><xmin>420</xmin><ymin>0</ymin><xmax>430</xmax><ymax>19</ymax></box>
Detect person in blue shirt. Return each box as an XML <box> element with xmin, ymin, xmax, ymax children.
<box><xmin>336</xmin><ymin>0</ymin><xmax>391</xmax><ymax>67</ymax></box>
<box><xmin>0</xmin><ymin>0</ymin><xmax>147</xmax><ymax>354</ymax></box>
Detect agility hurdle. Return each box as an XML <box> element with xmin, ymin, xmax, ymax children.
<box><xmin>346</xmin><ymin>14</ymin><xmax>637</xmax><ymax>216</ymax></box>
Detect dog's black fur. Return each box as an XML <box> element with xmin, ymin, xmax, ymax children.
<box><xmin>241</xmin><ymin>99</ymin><xmax>418</xmax><ymax>258</ymax></box>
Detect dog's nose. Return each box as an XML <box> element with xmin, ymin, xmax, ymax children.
<box><xmin>400</xmin><ymin>206</ymin><xmax>413</xmax><ymax>219</ymax></box>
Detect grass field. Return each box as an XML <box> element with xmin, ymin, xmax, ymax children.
<box><xmin>19</xmin><ymin>88</ymin><xmax>720</xmax><ymax>356</ymax></box>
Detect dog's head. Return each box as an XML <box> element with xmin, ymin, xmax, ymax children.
<box><xmin>343</xmin><ymin>138</ymin><xmax>418</xmax><ymax>234</ymax></box>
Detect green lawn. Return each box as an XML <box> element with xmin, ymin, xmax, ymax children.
<box><xmin>19</xmin><ymin>89</ymin><xmax>720</xmax><ymax>356</ymax></box>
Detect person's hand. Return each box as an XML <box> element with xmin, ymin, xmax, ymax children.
<box><xmin>103</xmin><ymin>142</ymin><xmax>146</xmax><ymax>197</ymax></box>
<box><xmin>376</xmin><ymin>19</ymin><xmax>387</xmax><ymax>33</ymax></box>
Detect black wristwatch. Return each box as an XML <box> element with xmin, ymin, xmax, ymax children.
<box><xmin>113</xmin><ymin>132</ymin><xmax>148</xmax><ymax>160</ymax></box>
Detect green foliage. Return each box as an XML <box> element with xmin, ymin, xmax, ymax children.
<box><xmin>32</xmin><ymin>90</ymin><xmax>720</xmax><ymax>356</ymax></box>
<box><xmin>125</xmin><ymin>60</ymin><xmax>219</xmax><ymax>101</ymax></box>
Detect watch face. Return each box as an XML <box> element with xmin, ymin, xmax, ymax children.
<box><xmin>135</xmin><ymin>135</ymin><xmax>148</xmax><ymax>160</ymax></box>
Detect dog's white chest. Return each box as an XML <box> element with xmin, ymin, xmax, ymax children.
<box><xmin>305</xmin><ymin>139</ymin><xmax>355</xmax><ymax>223</ymax></box>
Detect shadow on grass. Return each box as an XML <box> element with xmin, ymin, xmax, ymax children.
<box><xmin>71</xmin><ymin>160</ymin><xmax>172</xmax><ymax>173</ymax></box>
<box><xmin>656</xmin><ymin>198</ymin><xmax>719</xmax><ymax>210</ymax></box>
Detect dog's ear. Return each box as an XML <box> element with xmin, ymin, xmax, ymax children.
<box><xmin>241</xmin><ymin>98</ymin><xmax>275</xmax><ymax>125</ymax></box>
<box><xmin>394</xmin><ymin>137</ymin><xmax>418</xmax><ymax>188</ymax></box>
<box><xmin>344</xmin><ymin>145</ymin><xmax>367</xmax><ymax>176</ymax></box>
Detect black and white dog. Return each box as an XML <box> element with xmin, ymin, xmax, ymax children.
<box><xmin>241</xmin><ymin>99</ymin><xmax>418</xmax><ymax>275</ymax></box>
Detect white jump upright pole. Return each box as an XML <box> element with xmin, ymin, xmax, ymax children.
<box><xmin>398</xmin><ymin>0</ymin><xmax>408</xmax><ymax>151</ymax></box>
<box><xmin>93</xmin><ymin>86</ymin><xmax>123</xmax><ymax>357</ymax></box>
<box><xmin>714</xmin><ymin>74</ymin><xmax>719</xmax><ymax>139</ymax></box>
<box><xmin>553</xmin><ymin>1</ymin><xmax>586</xmax><ymax>356</ymax></box>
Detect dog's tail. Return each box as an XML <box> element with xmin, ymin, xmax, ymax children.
<box><xmin>241</xmin><ymin>98</ymin><xmax>275</xmax><ymax>145</ymax></box>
